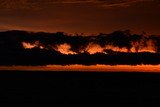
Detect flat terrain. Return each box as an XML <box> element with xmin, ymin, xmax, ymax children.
<box><xmin>0</xmin><ymin>71</ymin><xmax>160</xmax><ymax>106</ymax></box>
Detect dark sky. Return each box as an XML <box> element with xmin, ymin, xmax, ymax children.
<box><xmin>0</xmin><ymin>0</ymin><xmax>160</xmax><ymax>34</ymax></box>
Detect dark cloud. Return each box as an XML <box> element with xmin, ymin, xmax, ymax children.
<box><xmin>0</xmin><ymin>30</ymin><xmax>160</xmax><ymax>66</ymax></box>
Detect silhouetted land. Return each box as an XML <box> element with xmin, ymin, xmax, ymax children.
<box><xmin>0</xmin><ymin>71</ymin><xmax>160</xmax><ymax>106</ymax></box>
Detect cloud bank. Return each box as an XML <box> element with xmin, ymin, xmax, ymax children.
<box><xmin>0</xmin><ymin>30</ymin><xmax>160</xmax><ymax>66</ymax></box>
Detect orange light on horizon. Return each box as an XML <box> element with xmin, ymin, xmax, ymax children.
<box><xmin>46</xmin><ymin>64</ymin><xmax>160</xmax><ymax>72</ymax></box>
<box><xmin>1</xmin><ymin>64</ymin><xmax>160</xmax><ymax>72</ymax></box>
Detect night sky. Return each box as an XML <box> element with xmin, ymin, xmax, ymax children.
<box><xmin>0</xmin><ymin>0</ymin><xmax>160</xmax><ymax>34</ymax></box>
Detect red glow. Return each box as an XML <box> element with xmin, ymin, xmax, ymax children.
<box><xmin>55</xmin><ymin>43</ymin><xmax>76</xmax><ymax>55</ymax></box>
<box><xmin>1</xmin><ymin>65</ymin><xmax>160</xmax><ymax>72</ymax></box>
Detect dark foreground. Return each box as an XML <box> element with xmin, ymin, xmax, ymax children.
<box><xmin>0</xmin><ymin>71</ymin><xmax>160</xmax><ymax>106</ymax></box>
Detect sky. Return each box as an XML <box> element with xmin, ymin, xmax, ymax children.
<box><xmin>0</xmin><ymin>0</ymin><xmax>160</xmax><ymax>34</ymax></box>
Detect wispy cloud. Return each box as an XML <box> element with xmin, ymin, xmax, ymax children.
<box><xmin>100</xmin><ymin>0</ymin><xmax>154</xmax><ymax>7</ymax></box>
<box><xmin>0</xmin><ymin>0</ymin><xmax>156</xmax><ymax>10</ymax></box>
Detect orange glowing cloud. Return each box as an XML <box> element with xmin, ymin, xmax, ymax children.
<box><xmin>105</xmin><ymin>45</ymin><xmax>128</xmax><ymax>53</ymax></box>
<box><xmin>86</xmin><ymin>43</ymin><xmax>105</xmax><ymax>54</ymax></box>
<box><xmin>55</xmin><ymin>43</ymin><xmax>77</xmax><ymax>55</ymax></box>
<box><xmin>131</xmin><ymin>40</ymin><xmax>157</xmax><ymax>53</ymax></box>
<box><xmin>22</xmin><ymin>42</ymin><xmax>37</xmax><ymax>49</ymax></box>
<box><xmin>22</xmin><ymin>41</ymin><xmax>44</xmax><ymax>49</ymax></box>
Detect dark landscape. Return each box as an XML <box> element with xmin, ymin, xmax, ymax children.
<box><xmin>0</xmin><ymin>70</ymin><xmax>160</xmax><ymax>106</ymax></box>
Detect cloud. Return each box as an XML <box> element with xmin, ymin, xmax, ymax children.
<box><xmin>0</xmin><ymin>30</ymin><xmax>160</xmax><ymax>66</ymax></box>
<box><xmin>0</xmin><ymin>0</ymin><xmax>156</xmax><ymax>10</ymax></box>
<box><xmin>26</xmin><ymin>0</ymin><xmax>155</xmax><ymax>4</ymax></box>
<box><xmin>99</xmin><ymin>0</ymin><xmax>154</xmax><ymax>7</ymax></box>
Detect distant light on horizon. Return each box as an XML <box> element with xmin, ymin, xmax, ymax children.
<box><xmin>1</xmin><ymin>64</ymin><xmax>160</xmax><ymax>72</ymax></box>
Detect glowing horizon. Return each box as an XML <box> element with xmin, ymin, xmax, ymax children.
<box><xmin>1</xmin><ymin>64</ymin><xmax>160</xmax><ymax>72</ymax></box>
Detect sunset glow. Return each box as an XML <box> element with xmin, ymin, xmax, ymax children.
<box><xmin>0</xmin><ymin>0</ymin><xmax>160</xmax><ymax>34</ymax></box>
<box><xmin>1</xmin><ymin>1</ymin><xmax>160</xmax><ymax>103</ymax></box>
<box><xmin>22</xmin><ymin>41</ymin><xmax>44</xmax><ymax>49</ymax></box>
<box><xmin>1</xmin><ymin>65</ymin><xmax>160</xmax><ymax>72</ymax></box>
<box><xmin>56</xmin><ymin>43</ymin><xmax>76</xmax><ymax>55</ymax></box>
<box><xmin>0</xmin><ymin>0</ymin><xmax>160</xmax><ymax>72</ymax></box>
<box><xmin>22</xmin><ymin>41</ymin><xmax>158</xmax><ymax>54</ymax></box>
<box><xmin>22</xmin><ymin>42</ymin><xmax>37</xmax><ymax>49</ymax></box>
<box><xmin>86</xmin><ymin>43</ymin><xmax>104</xmax><ymax>54</ymax></box>
<box><xmin>46</xmin><ymin>64</ymin><xmax>160</xmax><ymax>72</ymax></box>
